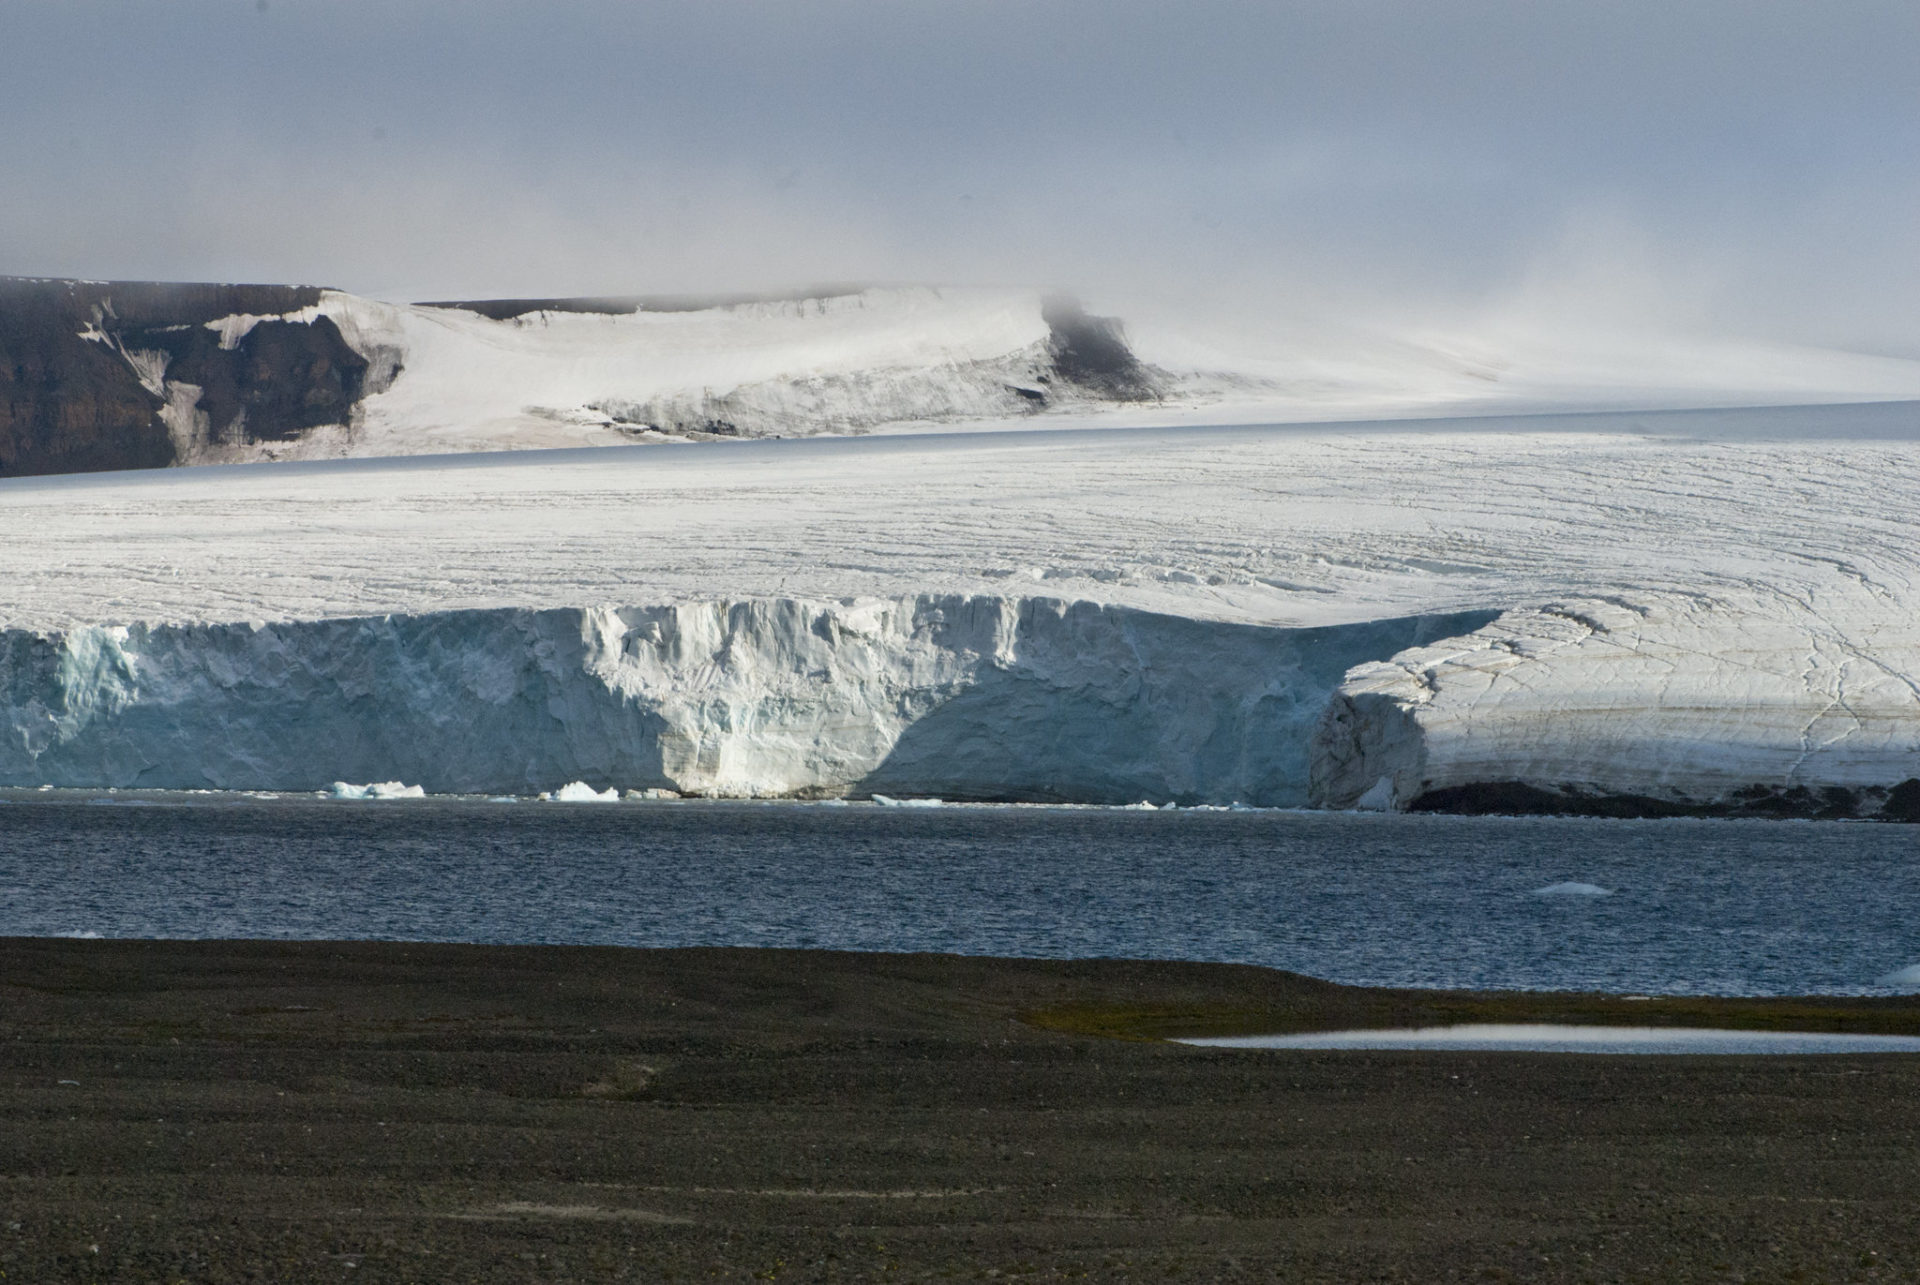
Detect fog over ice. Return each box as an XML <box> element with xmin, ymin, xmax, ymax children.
<box><xmin>3</xmin><ymin>0</ymin><xmax>1917</xmax><ymax>362</ymax></box>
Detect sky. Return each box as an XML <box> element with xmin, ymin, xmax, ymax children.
<box><xmin>2</xmin><ymin>0</ymin><xmax>1917</xmax><ymax>355</ymax></box>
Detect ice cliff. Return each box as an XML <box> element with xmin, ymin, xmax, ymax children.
<box><xmin>0</xmin><ymin>597</ymin><xmax>1490</xmax><ymax>801</ymax></box>
<box><xmin>8</xmin><ymin>404</ymin><xmax>1920</xmax><ymax>816</ymax></box>
<box><xmin>1310</xmin><ymin>596</ymin><xmax>1920</xmax><ymax>819</ymax></box>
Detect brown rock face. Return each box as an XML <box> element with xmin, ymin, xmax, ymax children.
<box><xmin>0</xmin><ymin>277</ymin><xmax>371</xmax><ymax>477</ymax></box>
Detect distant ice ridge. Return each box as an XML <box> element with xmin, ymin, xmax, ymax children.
<box><xmin>0</xmin><ymin>597</ymin><xmax>1488</xmax><ymax>802</ymax></box>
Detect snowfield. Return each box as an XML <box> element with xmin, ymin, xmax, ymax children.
<box><xmin>157</xmin><ymin>283</ymin><xmax>1920</xmax><ymax>463</ymax></box>
<box><xmin>183</xmin><ymin>286</ymin><xmax>1153</xmax><ymax>461</ymax></box>
<box><xmin>4</xmin><ymin>400</ymin><xmax>1920</xmax><ymax>811</ymax></box>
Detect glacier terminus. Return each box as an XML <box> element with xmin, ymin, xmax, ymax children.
<box><xmin>5</xmin><ymin>399</ymin><xmax>1920</xmax><ymax>817</ymax></box>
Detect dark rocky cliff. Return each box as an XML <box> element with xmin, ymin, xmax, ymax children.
<box><xmin>0</xmin><ymin>277</ymin><xmax>372</xmax><ymax>477</ymax></box>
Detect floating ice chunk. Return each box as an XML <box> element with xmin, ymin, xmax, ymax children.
<box><xmin>870</xmin><ymin>793</ymin><xmax>943</xmax><ymax>807</ymax></box>
<box><xmin>1876</xmin><ymin>964</ymin><xmax>1920</xmax><ymax>987</ymax></box>
<box><xmin>1122</xmin><ymin>800</ymin><xmax>1156</xmax><ymax>810</ymax></box>
<box><xmin>552</xmin><ymin>781</ymin><xmax>620</xmax><ymax>802</ymax></box>
<box><xmin>330</xmin><ymin>781</ymin><xmax>426</xmax><ymax>799</ymax></box>
<box><xmin>623</xmin><ymin>787</ymin><xmax>682</xmax><ymax>800</ymax></box>
<box><xmin>57</xmin><ymin>930</ymin><xmax>104</xmax><ymax>939</ymax></box>
<box><xmin>1531</xmin><ymin>881</ymin><xmax>1613</xmax><ymax>897</ymax></box>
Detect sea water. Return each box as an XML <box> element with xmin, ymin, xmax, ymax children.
<box><xmin>1181</xmin><ymin>1026</ymin><xmax>1920</xmax><ymax>1053</ymax></box>
<box><xmin>2</xmin><ymin>796</ymin><xmax>1918</xmax><ymax>997</ymax></box>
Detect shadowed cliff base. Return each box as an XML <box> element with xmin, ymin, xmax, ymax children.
<box><xmin>5</xmin><ymin>938</ymin><xmax>1920</xmax><ymax>1283</ymax></box>
<box><xmin>1409</xmin><ymin>777</ymin><xmax>1920</xmax><ymax>821</ymax></box>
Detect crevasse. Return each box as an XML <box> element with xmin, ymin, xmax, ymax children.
<box><xmin>0</xmin><ymin>596</ymin><xmax>1493</xmax><ymax>800</ymax></box>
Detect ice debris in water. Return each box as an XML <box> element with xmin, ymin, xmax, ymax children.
<box><xmin>551</xmin><ymin>781</ymin><xmax>620</xmax><ymax>802</ymax></box>
<box><xmin>870</xmin><ymin>794</ymin><xmax>943</xmax><ymax>808</ymax></box>
<box><xmin>1532</xmin><ymin>881</ymin><xmax>1613</xmax><ymax>897</ymax></box>
<box><xmin>1876</xmin><ymin>964</ymin><xmax>1920</xmax><ymax>988</ymax></box>
<box><xmin>330</xmin><ymin>781</ymin><xmax>426</xmax><ymax>800</ymax></box>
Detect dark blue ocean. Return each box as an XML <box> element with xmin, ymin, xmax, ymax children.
<box><xmin>3</xmin><ymin>795</ymin><xmax>1918</xmax><ymax>997</ymax></box>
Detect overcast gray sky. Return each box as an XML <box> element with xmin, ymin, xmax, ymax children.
<box><xmin>3</xmin><ymin>0</ymin><xmax>1916</xmax><ymax>351</ymax></box>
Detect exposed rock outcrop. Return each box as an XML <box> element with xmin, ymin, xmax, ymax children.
<box><xmin>0</xmin><ymin>277</ymin><xmax>372</xmax><ymax>476</ymax></box>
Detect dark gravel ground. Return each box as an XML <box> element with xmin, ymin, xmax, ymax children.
<box><xmin>4</xmin><ymin>938</ymin><xmax>1920</xmax><ymax>1283</ymax></box>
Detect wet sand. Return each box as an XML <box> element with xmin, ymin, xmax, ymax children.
<box><xmin>5</xmin><ymin>937</ymin><xmax>1920</xmax><ymax>1282</ymax></box>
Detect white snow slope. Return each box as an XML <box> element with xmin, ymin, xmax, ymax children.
<box><xmin>195</xmin><ymin>287</ymin><xmax>1106</xmax><ymax>461</ymax></box>
<box><xmin>4</xmin><ymin>400</ymin><xmax>1920</xmax><ymax>809</ymax></box>
<box><xmin>178</xmin><ymin>285</ymin><xmax>1920</xmax><ymax>462</ymax></box>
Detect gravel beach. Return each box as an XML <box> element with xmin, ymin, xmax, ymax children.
<box><xmin>5</xmin><ymin>938</ymin><xmax>1920</xmax><ymax>1282</ymax></box>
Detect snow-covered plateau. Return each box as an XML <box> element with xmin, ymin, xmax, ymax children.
<box><xmin>11</xmin><ymin>275</ymin><xmax>1920</xmax><ymax>478</ymax></box>
<box><xmin>4</xmin><ymin>400</ymin><xmax>1920</xmax><ymax>815</ymax></box>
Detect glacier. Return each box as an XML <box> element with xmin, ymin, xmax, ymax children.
<box><xmin>1310</xmin><ymin>595</ymin><xmax>1920</xmax><ymax>818</ymax></box>
<box><xmin>0</xmin><ymin>597</ymin><xmax>1489</xmax><ymax>801</ymax></box>
<box><xmin>5</xmin><ymin>402</ymin><xmax>1920</xmax><ymax>814</ymax></box>
<box><xmin>0</xmin><ymin>597</ymin><xmax>1497</xmax><ymax>800</ymax></box>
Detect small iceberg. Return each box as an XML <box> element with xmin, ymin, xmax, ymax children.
<box><xmin>1531</xmin><ymin>881</ymin><xmax>1613</xmax><ymax>897</ymax></box>
<box><xmin>1877</xmin><ymin>964</ymin><xmax>1920</xmax><ymax>988</ymax></box>
<box><xmin>551</xmin><ymin>781</ymin><xmax>620</xmax><ymax>803</ymax></box>
<box><xmin>870</xmin><ymin>794</ymin><xmax>944</xmax><ymax>808</ymax></box>
<box><xmin>330</xmin><ymin>781</ymin><xmax>426</xmax><ymax>800</ymax></box>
